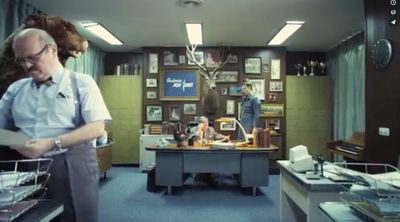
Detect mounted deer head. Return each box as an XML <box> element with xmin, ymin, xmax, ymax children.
<box><xmin>186</xmin><ymin>44</ymin><xmax>229</xmax><ymax>115</ymax></box>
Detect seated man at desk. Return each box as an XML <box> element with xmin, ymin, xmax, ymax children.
<box><xmin>189</xmin><ymin>116</ymin><xmax>230</xmax><ymax>185</ymax></box>
<box><xmin>190</xmin><ymin>116</ymin><xmax>230</xmax><ymax>143</ymax></box>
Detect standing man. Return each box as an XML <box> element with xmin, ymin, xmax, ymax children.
<box><xmin>239</xmin><ymin>82</ymin><xmax>260</xmax><ymax>139</ymax></box>
<box><xmin>0</xmin><ymin>28</ymin><xmax>111</xmax><ymax>222</ymax></box>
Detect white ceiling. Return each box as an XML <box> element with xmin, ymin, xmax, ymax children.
<box><xmin>24</xmin><ymin>0</ymin><xmax>364</xmax><ymax>52</ymax></box>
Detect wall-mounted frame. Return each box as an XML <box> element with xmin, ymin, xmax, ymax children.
<box><xmin>244</xmin><ymin>57</ymin><xmax>262</xmax><ymax>74</ymax></box>
<box><xmin>163</xmin><ymin>50</ymin><xmax>178</xmax><ymax>66</ymax></box>
<box><xmin>169</xmin><ymin>106</ymin><xmax>182</xmax><ymax>121</ymax></box>
<box><xmin>179</xmin><ymin>54</ymin><xmax>186</xmax><ymax>64</ymax></box>
<box><xmin>227</xmin><ymin>54</ymin><xmax>238</xmax><ymax>64</ymax></box>
<box><xmin>221</xmin><ymin>87</ymin><xmax>228</xmax><ymax>96</ymax></box>
<box><xmin>146</xmin><ymin>91</ymin><xmax>157</xmax><ymax>99</ymax></box>
<box><xmin>229</xmin><ymin>84</ymin><xmax>242</xmax><ymax>96</ymax></box>
<box><xmin>269</xmin><ymin>81</ymin><xmax>283</xmax><ymax>92</ymax></box>
<box><xmin>267</xmin><ymin>92</ymin><xmax>278</xmax><ymax>102</ymax></box>
<box><xmin>220</xmin><ymin>117</ymin><xmax>236</xmax><ymax>131</ymax></box>
<box><xmin>187</xmin><ymin>51</ymin><xmax>204</xmax><ymax>65</ymax></box>
<box><xmin>183</xmin><ymin>104</ymin><xmax>197</xmax><ymax>115</ymax></box>
<box><xmin>146</xmin><ymin>105</ymin><xmax>163</xmax><ymax>122</ymax></box>
<box><xmin>270</xmin><ymin>59</ymin><xmax>281</xmax><ymax>79</ymax></box>
<box><xmin>226</xmin><ymin>100</ymin><xmax>235</xmax><ymax>115</ymax></box>
<box><xmin>260</xmin><ymin>103</ymin><xmax>284</xmax><ymax>117</ymax></box>
<box><xmin>146</xmin><ymin>78</ymin><xmax>157</xmax><ymax>88</ymax></box>
<box><xmin>205</xmin><ymin>49</ymin><xmax>220</xmax><ymax>67</ymax></box>
<box><xmin>148</xmin><ymin>53</ymin><xmax>158</xmax><ymax>74</ymax></box>
<box><xmin>265</xmin><ymin>119</ymin><xmax>280</xmax><ymax>131</ymax></box>
<box><xmin>247</xmin><ymin>79</ymin><xmax>265</xmax><ymax>100</ymax></box>
<box><xmin>160</xmin><ymin>67</ymin><xmax>200</xmax><ymax>101</ymax></box>
<box><xmin>216</xmin><ymin>70</ymin><xmax>239</xmax><ymax>83</ymax></box>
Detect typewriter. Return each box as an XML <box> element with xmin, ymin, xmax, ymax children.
<box><xmin>327</xmin><ymin>131</ymin><xmax>365</xmax><ymax>161</ymax></box>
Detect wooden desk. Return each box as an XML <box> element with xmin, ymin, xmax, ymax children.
<box><xmin>146</xmin><ymin>144</ymin><xmax>277</xmax><ymax>195</ymax></box>
<box><xmin>277</xmin><ymin>161</ymin><xmax>343</xmax><ymax>222</ymax></box>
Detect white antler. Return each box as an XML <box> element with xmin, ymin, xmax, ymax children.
<box><xmin>186</xmin><ymin>44</ymin><xmax>210</xmax><ymax>78</ymax></box>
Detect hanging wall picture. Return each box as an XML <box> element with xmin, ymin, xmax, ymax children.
<box><xmin>148</xmin><ymin>53</ymin><xmax>158</xmax><ymax>74</ymax></box>
<box><xmin>160</xmin><ymin>67</ymin><xmax>200</xmax><ymax>101</ymax></box>
<box><xmin>270</xmin><ymin>59</ymin><xmax>281</xmax><ymax>79</ymax></box>
<box><xmin>269</xmin><ymin>81</ymin><xmax>283</xmax><ymax>92</ymax></box>
<box><xmin>244</xmin><ymin>57</ymin><xmax>262</xmax><ymax>74</ymax></box>
<box><xmin>247</xmin><ymin>79</ymin><xmax>265</xmax><ymax>100</ymax></box>
<box><xmin>146</xmin><ymin>105</ymin><xmax>163</xmax><ymax>122</ymax></box>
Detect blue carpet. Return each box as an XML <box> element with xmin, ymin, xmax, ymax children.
<box><xmin>99</xmin><ymin>167</ymin><xmax>280</xmax><ymax>222</ymax></box>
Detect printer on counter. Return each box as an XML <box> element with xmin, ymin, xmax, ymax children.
<box><xmin>289</xmin><ymin>145</ymin><xmax>314</xmax><ymax>173</ymax></box>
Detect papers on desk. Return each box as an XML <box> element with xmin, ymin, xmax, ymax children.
<box><xmin>209</xmin><ymin>142</ymin><xmax>235</xmax><ymax>149</ymax></box>
<box><xmin>0</xmin><ymin>129</ymin><xmax>29</xmax><ymax>146</ymax></box>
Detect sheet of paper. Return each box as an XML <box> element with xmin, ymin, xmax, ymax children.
<box><xmin>0</xmin><ymin>128</ymin><xmax>30</xmax><ymax>146</ymax></box>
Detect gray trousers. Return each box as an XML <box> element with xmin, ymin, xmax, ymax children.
<box><xmin>46</xmin><ymin>143</ymin><xmax>99</xmax><ymax>222</ymax></box>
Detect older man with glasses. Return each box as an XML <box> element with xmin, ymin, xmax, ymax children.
<box><xmin>0</xmin><ymin>28</ymin><xmax>111</xmax><ymax>222</ymax></box>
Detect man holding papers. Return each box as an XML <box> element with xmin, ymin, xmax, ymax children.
<box><xmin>0</xmin><ymin>28</ymin><xmax>111</xmax><ymax>222</ymax></box>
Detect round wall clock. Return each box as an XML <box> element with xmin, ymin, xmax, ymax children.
<box><xmin>371</xmin><ymin>38</ymin><xmax>393</xmax><ymax>70</ymax></box>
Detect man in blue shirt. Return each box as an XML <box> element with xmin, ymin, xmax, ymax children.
<box><xmin>239</xmin><ymin>82</ymin><xmax>260</xmax><ymax>139</ymax></box>
<box><xmin>0</xmin><ymin>28</ymin><xmax>111</xmax><ymax>222</ymax></box>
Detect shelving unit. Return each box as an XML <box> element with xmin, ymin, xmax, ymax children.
<box><xmin>0</xmin><ymin>159</ymin><xmax>52</xmax><ymax>222</ymax></box>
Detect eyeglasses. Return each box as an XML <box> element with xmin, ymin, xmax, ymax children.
<box><xmin>14</xmin><ymin>44</ymin><xmax>49</xmax><ymax>65</ymax></box>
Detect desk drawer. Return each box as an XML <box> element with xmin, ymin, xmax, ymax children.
<box><xmin>183</xmin><ymin>153</ymin><xmax>240</xmax><ymax>173</ymax></box>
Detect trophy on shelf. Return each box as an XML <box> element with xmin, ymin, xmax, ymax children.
<box><xmin>303</xmin><ymin>66</ymin><xmax>307</xmax><ymax>76</ymax></box>
<box><xmin>319</xmin><ymin>62</ymin><xmax>326</xmax><ymax>74</ymax></box>
<box><xmin>294</xmin><ymin>64</ymin><xmax>302</xmax><ymax>76</ymax></box>
<box><xmin>309</xmin><ymin>60</ymin><xmax>317</xmax><ymax>76</ymax></box>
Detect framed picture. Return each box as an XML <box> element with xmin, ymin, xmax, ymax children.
<box><xmin>244</xmin><ymin>57</ymin><xmax>262</xmax><ymax>74</ymax></box>
<box><xmin>226</xmin><ymin>100</ymin><xmax>235</xmax><ymax>115</ymax></box>
<box><xmin>269</xmin><ymin>81</ymin><xmax>283</xmax><ymax>92</ymax></box>
<box><xmin>229</xmin><ymin>84</ymin><xmax>242</xmax><ymax>96</ymax></box>
<box><xmin>205</xmin><ymin>49</ymin><xmax>220</xmax><ymax>67</ymax></box>
<box><xmin>179</xmin><ymin>54</ymin><xmax>186</xmax><ymax>64</ymax></box>
<box><xmin>216</xmin><ymin>70</ymin><xmax>239</xmax><ymax>83</ymax></box>
<box><xmin>146</xmin><ymin>105</ymin><xmax>163</xmax><ymax>122</ymax></box>
<box><xmin>247</xmin><ymin>79</ymin><xmax>265</xmax><ymax>100</ymax></box>
<box><xmin>160</xmin><ymin>67</ymin><xmax>200</xmax><ymax>101</ymax></box>
<box><xmin>271</xmin><ymin>59</ymin><xmax>281</xmax><ymax>79</ymax></box>
<box><xmin>265</xmin><ymin>119</ymin><xmax>280</xmax><ymax>131</ymax></box>
<box><xmin>220</xmin><ymin>87</ymin><xmax>228</xmax><ymax>95</ymax></box>
<box><xmin>260</xmin><ymin>103</ymin><xmax>284</xmax><ymax>117</ymax></box>
<box><xmin>183</xmin><ymin>104</ymin><xmax>197</xmax><ymax>115</ymax></box>
<box><xmin>146</xmin><ymin>91</ymin><xmax>157</xmax><ymax>99</ymax></box>
<box><xmin>148</xmin><ymin>53</ymin><xmax>158</xmax><ymax>74</ymax></box>
<box><xmin>169</xmin><ymin>106</ymin><xmax>182</xmax><ymax>121</ymax></box>
<box><xmin>187</xmin><ymin>51</ymin><xmax>204</xmax><ymax>65</ymax></box>
<box><xmin>227</xmin><ymin>54</ymin><xmax>238</xmax><ymax>64</ymax></box>
<box><xmin>219</xmin><ymin>117</ymin><xmax>236</xmax><ymax>131</ymax></box>
<box><xmin>146</xmin><ymin>78</ymin><xmax>157</xmax><ymax>88</ymax></box>
<box><xmin>267</xmin><ymin>92</ymin><xmax>278</xmax><ymax>102</ymax></box>
<box><xmin>163</xmin><ymin>51</ymin><xmax>178</xmax><ymax>66</ymax></box>
<box><xmin>262</xmin><ymin>62</ymin><xmax>270</xmax><ymax>73</ymax></box>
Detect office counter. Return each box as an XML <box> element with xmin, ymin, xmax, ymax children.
<box><xmin>146</xmin><ymin>145</ymin><xmax>277</xmax><ymax>195</ymax></box>
<box><xmin>277</xmin><ymin>160</ymin><xmax>343</xmax><ymax>222</ymax></box>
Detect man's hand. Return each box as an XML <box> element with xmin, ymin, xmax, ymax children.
<box><xmin>10</xmin><ymin>138</ymin><xmax>53</xmax><ymax>159</ymax></box>
<box><xmin>223</xmin><ymin>135</ymin><xmax>231</xmax><ymax>141</ymax></box>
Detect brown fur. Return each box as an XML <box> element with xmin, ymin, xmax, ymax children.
<box><xmin>0</xmin><ymin>15</ymin><xmax>87</xmax><ymax>97</ymax></box>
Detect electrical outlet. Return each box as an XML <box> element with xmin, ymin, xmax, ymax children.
<box><xmin>378</xmin><ymin>127</ymin><xmax>390</xmax><ymax>136</ymax></box>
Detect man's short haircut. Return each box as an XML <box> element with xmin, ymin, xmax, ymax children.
<box><xmin>198</xmin><ymin>116</ymin><xmax>208</xmax><ymax>123</ymax></box>
<box><xmin>13</xmin><ymin>28</ymin><xmax>55</xmax><ymax>48</ymax></box>
<box><xmin>242</xmin><ymin>82</ymin><xmax>253</xmax><ymax>91</ymax></box>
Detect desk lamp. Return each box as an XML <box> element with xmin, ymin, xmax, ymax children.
<box><xmin>215</xmin><ymin>117</ymin><xmax>251</xmax><ymax>145</ymax></box>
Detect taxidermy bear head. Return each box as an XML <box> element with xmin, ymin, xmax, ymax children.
<box><xmin>0</xmin><ymin>15</ymin><xmax>88</xmax><ymax>97</ymax></box>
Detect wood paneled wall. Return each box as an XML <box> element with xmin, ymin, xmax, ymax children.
<box><xmin>364</xmin><ymin>0</ymin><xmax>400</xmax><ymax>165</ymax></box>
<box><xmin>141</xmin><ymin>47</ymin><xmax>286</xmax><ymax>142</ymax></box>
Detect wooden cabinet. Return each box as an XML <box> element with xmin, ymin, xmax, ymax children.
<box><xmin>96</xmin><ymin>138</ymin><xmax>114</xmax><ymax>178</ymax></box>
